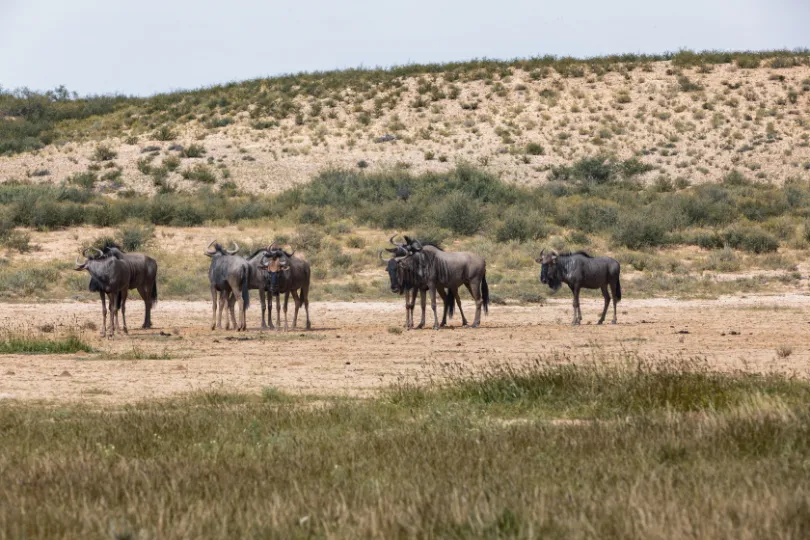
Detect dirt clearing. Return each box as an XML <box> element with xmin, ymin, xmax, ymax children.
<box><xmin>2</xmin><ymin>294</ymin><xmax>810</xmax><ymax>404</ymax></box>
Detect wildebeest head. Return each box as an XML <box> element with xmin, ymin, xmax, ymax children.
<box><xmin>535</xmin><ymin>249</ymin><xmax>562</xmax><ymax>291</ymax></box>
<box><xmin>74</xmin><ymin>247</ymin><xmax>106</xmax><ymax>271</ymax></box>
<box><xmin>260</xmin><ymin>248</ymin><xmax>294</xmax><ymax>293</ymax></box>
<box><xmin>381</xmin><ymin>234</ymin><xmax>413</xmax><ymax>293</ymax></box>
<box><xmin>204</xmin><ymin>239</ymin><xmax>240</xmax><ymax>258</ymax></box>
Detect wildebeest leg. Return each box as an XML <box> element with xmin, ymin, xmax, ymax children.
<box><xmin>268</xmin><ymin>289</ymin><xmax>275</xmax><ymax>329</ymax></box>
<box><xmin>99</xmin><ymin>293</ymin><xmax>108</xmax><ymax>338</ymax></box>
<box><xmin>469</xmin><ymin>278</ymin><xmax>483</xmax><ymax>328</ymax></box>
<box><xmin>120</xmin><ymin>289</ymin><xmax>129</xmax><ymax>334</ymax></box>
<box><xmin>571</xmin><ymin>285</ymin><xmax>581</xmax><ymax>326</ymax></box>
<box><xmin>217</xmin><ymin>290</ymin><xmax>228</xmax><ymax>330</ymax></box>
<box><xmin>210</xmin><ymin>286</ymin><xmax>218</xmax><ymax>330</ymax></box>
<box><xmin>106</xmin><ymin>292</ymin><xmax>116</xmax><ymax>338</ymax></box>
<box><xmin>230</xmin><ymin>293</ymin><xmax>239</xmax><ymax>330</ymax></box>
<box><xmin>137</xmin><ymin>284</ymin><xmax>152</xmax><ymax>329</ymax></box>
<box><xmin>404</xmin><ymin>288</ymin><xmax>411</xmax><ymax>329</ymax></box>
<box><xmin>609</xmin><ymin>281</ymin><xmax>618</xmax><ymax>324</ymax></box>
<box><xmin>283</xmin><ymin>291</ymin><xmax>290</xmax><ymax>332</ymax></box>
<box><xmin>260</xmin><ymin>288</ymin><xmax>268</xmax><ymax>329</ymax></box>
<box><xmin>439</xmin><ymin>289</ymin><xmax>450</xmax><ymax>327</ymax></box>
<box><xmin>453</xmin><ymin>287</ymin><xmax>468</xmax><ymax>327</ymax></box>
<box><xmin>597</xmin><ymin>285</ymin><xmax>610</xmax><ymax>325</ymax></box>
<box><xmin>291</xmin><ymin>290</ymin><xmax>302</xmax><ymax>329</ymax></box>
<box><xmin>417</xmin><ymin>289</ymin><xmax>426</xmax><ymax>329</ymax></box>
<box><xmin>274</xmin><ymin>293</ymin><xmax>281</xmax><ymax>331</ymax></box>
<box><xmin>302</xmin><ymin>285</ymin><xmax>311</xmax><ymax>330</ymax></box>
<box><xmin>429</xmin><ymin>287</ymin><xmax>440</xmax><ymax>330</ymax></box>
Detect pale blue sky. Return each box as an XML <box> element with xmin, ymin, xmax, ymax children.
<box><xmin>1</xmin><ymin>0</ymin><xmax>808</xmax><ymax>96</ymax></box>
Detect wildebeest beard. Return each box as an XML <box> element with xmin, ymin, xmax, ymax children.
<box><xmin>540</xmin><ymin>263</ymin><xmax>563</xmax><ymax>291</ymax></box>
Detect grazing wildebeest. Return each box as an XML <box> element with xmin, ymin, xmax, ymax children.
<box><xmin>382</xmin><ymin>235</ymin><xmax>451</xmax><ymax>329</ymax></box>
<box><xmin>205</xmin><ymin>240</ymin><xmax>251</xmax><ymax>331</ymax></box>
<box><xmin>99</xmin><ymin>244</ymin><xmax>158</xmax><ymax>331</ymax></box>
<box><xmin>259</xmin><ymin>247</ymin><xmax>311</xmax><ymax>331</ymax></box>
<box><xmin>74</xmin><ymin>248</ymin><xmax>131</xmax><ymax>337</ymax></box>
<box><xmin>400</xmin><ymin>238</ymin><xmax>489</xmax><ymax>330</ymax></box>
<box><xmin>535</xmin><ymin>249</ymin><xmax>622</xmax><ymax>325</ymax></box>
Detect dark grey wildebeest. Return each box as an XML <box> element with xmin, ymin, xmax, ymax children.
<box><xmin>205</xmin><ymin>240</ymin><xmax>251</xmax><ymax>331</ymax></box>
<box><xmin>259</xmin><ymin>247</ymin><xmax>311</xmax><ymax>331</ymax></box>
<box><xmin>401</xmin><ymin>239</ymin><xmax>489</xmax><ymax>330</ymax></box>
<box><xmin>382</xmin><ymin>235</ymin><xmax>451</xmax><ymax>330</ymax></box>
<box><xmin>243</xmin><ymin>246</ymin><xmax>276</xmax><ymax>329</ymax></box>
<box><xmin>74</xmin><ymin>248</ymin><xmax>131</xmax><ymax>337</ymax></box>
<box><xmin>535</xmin><ymin>249</ymin><xmax>622</xmax><ymax>325</ymax></box>
<box><xmin>98</xmin><ymin>244</ymin><xmax>158</xmax><ymax>331</ymax></box>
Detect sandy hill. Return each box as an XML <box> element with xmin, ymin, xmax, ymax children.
<box><xmin>1</xmin><ymin>52</ymin><xmax>809</xmax><ymax>194</ymax></box>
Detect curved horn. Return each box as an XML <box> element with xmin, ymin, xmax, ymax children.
<box><xmin>74</xmin><ymin>254</ymin><xmax>86</xmax><ymax>268</ymax></box>
<box><xmin>378</xmin><ymin>249</ymin><xmax>386</xmax><ymax>262</ymax></box>
<box><xmin>283</xmin><ymin>248</ymin><xmax>295</xmax><ymax>258</ymax></box>
<box><xmin>205</xmin><ymin>239</ymin><xmax>217</xmax><ymax>255</ymax></box>
<box><xmin>226</xmin><ymin>241</ymin><xmax>239</xmax><ymax>255</ymax></box>
<box><xmin>91</xmin><ymin>248</ymin><xmax>103</xmax><ymax>258</ymax></box>
<box><xmin>389</xmin><ymin>233</ymin><xmax>400</xmax><ymax>246</ymax></box>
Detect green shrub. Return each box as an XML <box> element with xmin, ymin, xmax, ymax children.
<box><xmin>91</xmin><ymin>144</ymin><xmax>117</xmax><ymax>162</ymax></box>
<box><xmin>722</xmin><ymin>225</ymin><xmax>779</xmax><ymax>254</ymax></box>
<box><xmin>66</xmin><ymin>172</ymin><xmax>97</xmax><ymax>190</ymax></box>
<box><xmin>182</xmin><ymin>144</ymin><xmax>206</xmax><ymax>158</ymax></box>
<box><xmin>293</xmin><ymin>226</ymin><xmax>324</xmax><ymax>252</ymax></box>
<box><xmin>525</xmin><ymin>142</ymin><xmax>544</xmax><ymax>156</ymax></box>
<box><xmin>116</xmin><ymin>221</ymin><xmax>154</xmax><ymax>251</ymax></box>
<box><xmin>153</xmin><ymin>126</ymin><xmax>177</xmax><ymax>141</ymax></box>
<box><xmin>180</xmin><ymin>164</ymin><xmax>217</xmax><ymax>184</ymax></box>
<box><xmin>435</xmin><ymin>191</ymin><xmax>486</xmax><ymax>236</ymax></box>
<box><xmin>612</xmin><ymin>211</ymin><xmax>670</xmax><ymax>249</ymax></box>
<box><xmin>571</xmin><ymin>199</ymin><xmax>619</xmax><ymax>233</ymax></box>
<box><xmin>495</xmin><ymin>208</ymin><xmax>547</xmax><ymax>242</ymax></box>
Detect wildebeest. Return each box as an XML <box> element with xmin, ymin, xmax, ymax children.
<box><xmin>243</xmin><ymin>247</ymin><xmax>275</xmax><ymax>329</ymax></box>
<box><xmin>259</xmin><ymin>247</ymin><xmax>311</xmax><ymax>331</ymax></box>
<box><xmin>205</xmin><ymin>240</ymin><xmax>251</xmax><ymax>331</ymax></box>
<box><xmin>399</xmin><ymin>238</ymin><xmax>489</xmax><ymax>330</ymax></box>
<box><xmin>74</xmin><ymin>248</ymin><xmax>131</xmax><ymax>337</ymax></box>
<box><xmin>535</xmin><ymin>249</ymin><xmax>622</xmax><ymax>325</ymax></box>
<box><xmin>382</xmin><ymin>235</ymin><xmax>451</xmax><ymax>329</ymax></box>
<box><xmin>97</xmin><ymin>244</ymin><xmax>158</xmax><ymax>331</ymax></box>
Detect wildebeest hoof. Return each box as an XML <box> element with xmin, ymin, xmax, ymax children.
<box><xmin>123</xmin><ymin>328</ymin><xmax>129</xmax><ymax>334</ymax></box>
<box><xmin>416</xmin><ymin>323</ymin><xmax>424</xmax><ymax>329</ymax></box>
<box><xmin>610</xmin><ymin>321</ymin><xmax>617</xmax><ymax>325</ymax></box>
<box><xmin>433</xmin><ymin>325</ymin><xmax>440</xmax><ymax>331</ymax></box>
<box><xmin>597</xmin><ymin>321</ymin><xmax>604</xmax><ymax>325</ymax></box>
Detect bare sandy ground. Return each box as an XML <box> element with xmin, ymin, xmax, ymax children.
<box><xmin>2</xmin><ymin>294</ymin><xmax>810</xmax><ymax>404</ymax></box>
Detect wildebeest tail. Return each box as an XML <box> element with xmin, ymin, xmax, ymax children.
<box><xmin>616</xmin><ymin>276</ymin><xmax>622</xmax><ymax>302</ymax></box>
<box><xmin>242</xmin><ymin>267</ymin><xmax>250</xmax><ymax>309</ymax></box>
<box><xmin>481</xmin><ymin>275</ymin><xmax>489</xmax><ymax>315</ymax></box>
<box><xmin>445</xmin><ymin>289</ymin><xmax>454</xmax><ymax>319</ymax></box>
<box><xmin>151</xmin><ymin>279</ymin><xmax>158</xmax><ymax>307</ymax></box>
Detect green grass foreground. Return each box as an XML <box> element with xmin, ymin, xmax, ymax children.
<box><xmin>2</xmin><ymin>360</ymin><xmax>810</xmax><ymax>538</ymax></box>
<box><xmin>0</xmin><ymin>332</ymin><xmax>92</xmax><ymax>354</ymax></box>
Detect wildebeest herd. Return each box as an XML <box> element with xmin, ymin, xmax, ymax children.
<box><xmin>73</xmin><ymin>234</ymin><xmax>622</xmax><ymax>337</ymax></box>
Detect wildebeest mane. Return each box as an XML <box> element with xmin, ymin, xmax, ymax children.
<box><xmin>558</xmin><ymin>250</ymin><xmax>592</xmax><ymax>258</ymax></box>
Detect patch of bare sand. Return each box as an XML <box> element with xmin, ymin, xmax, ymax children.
<box><xmin>2</xmin><ymin>295</ymin><xmax>810</xmax><ymax>405</ymax></box>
